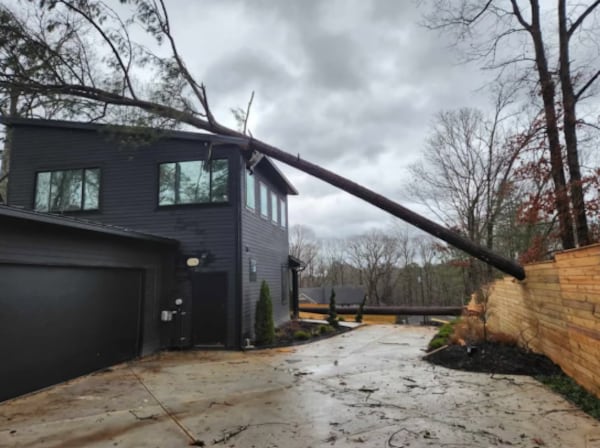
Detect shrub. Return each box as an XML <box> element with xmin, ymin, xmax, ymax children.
<box><xmin>450</xmin><ymin>316</ymin><xmax>484</xmax><ymax>345</ymax></box>
<box><xmin>319</xmin><ymin>324</ymin><xmax>333</xmax><ymax>335</ymax></box>
<box><xmin>254</xmin><ymin>281</ymin><xmax>275</xmax><ymax>345</ymax></box>
<box><xmin>355</xmin><ymin>294</ymin><xmax>367</xmax><ymax>323</ymax></box>
<box><xmin>327</xmin><ymin>288</ymin><xmax>339</xmax><ymax>328</ymax></box>
<box><xmin>338</xmin><ymin>316</ymin><xmax>345</xmax><ymax>322</ymax></box>
<box><xmin>293</xmin><ymin>330</ymin><xmax>311</xmax><ymax>341</ymax></box>
<box><xmin>428</xmin><ymin>336</ymin><xmax>448</xmax><ymax>351</ymax></box>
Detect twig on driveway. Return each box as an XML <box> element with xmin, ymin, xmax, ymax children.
<box><xmin>213</xmin><ymin>425</ymin><xmax>249</xmax><ymax>444</ymax></box>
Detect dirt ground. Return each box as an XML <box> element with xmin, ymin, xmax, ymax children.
<box><xmin>1</xmin><ymin>325</ymin><xmax>600</xmax><ymax>447</ymax></box>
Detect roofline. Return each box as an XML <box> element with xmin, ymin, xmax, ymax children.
<box><xmin>0</xmin><ymin>116</ymin><xmax>248</xmax><ymax>145</ymax></box>
<box><xmin>1</xmin><ymin>117</ymin><xmax>298</xmax><ymax>195</ymax></box>
<box><xmin>0</xmin><ymin>205</ymin><xmax>179</xmax><ymax>246</ymax></box>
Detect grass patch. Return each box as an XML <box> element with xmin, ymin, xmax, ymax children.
<box><xmin>427</xmin><ymin>318</ymin><xmax>459</xmax><ymax>351</ymax></box>
<box><xmin>536</xmin><ymin>373</ymin><xmax>600</xmax><ymax>420</ymax></box>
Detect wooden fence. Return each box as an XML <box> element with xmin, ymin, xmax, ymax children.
<box><xmin>487</xmin><ymin>244</ymin><xmax>600</xmax><ymax>397</ymax></box>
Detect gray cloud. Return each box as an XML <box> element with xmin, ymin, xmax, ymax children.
<box><xmin>162</xmin><ymin>0</ymin><xmax>496</xmax><ymax>239</ymax></box>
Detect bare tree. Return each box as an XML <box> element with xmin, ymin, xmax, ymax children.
<box><xmin>347</xmin><ymin>229</ymin><xmax>402</xmax><ymax>305</ymax></box>
<box><xmin>0</xmin><ymin>0</ymin><xmax>526</xmax><ymax>278</ymax></box>
<box><xmin>409</xmin><ymin>96</ymin><xmax>526</xmax><ymax>289</ymax></box>
<box><xmin>289</xmin><ymin>225</ymin><xmax>320</xmax><ymax>287</ymax></box>
<box><xmin>423</xmin><ymin>0</ymin><xmax>600</xmax><ymax>248</ymax></box>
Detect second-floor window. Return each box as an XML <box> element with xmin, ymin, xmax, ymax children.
<box><xmin>159</xmin><ymin>159</ymin><xmax>229</xmax><ymax>206</ymax></box>
<box><xmin>259</xmin><ymin>182</ymin><xmax>268</xmax><ymax>218</ymax></box>
<box><xmin>35</xmin><ymin>168</ymin><xmax>100</xmax><ymax>212</ymax></box>
<box><xmin>280</xmin><ymin>198</ymin><xmax>287</xmax><ymax>228</ymax></box>
<box><xmin>245</xmin><ymin>170</ymin><xmax>255</xmax><ymax>210</ymax></box>
<box><xmin>271</xmin><ymin>191</ymin><xmax>279</xmax><ymax>224</ymax></box>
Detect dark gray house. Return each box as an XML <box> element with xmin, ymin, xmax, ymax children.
<box><xmin>3</xmin><ymin>118</ymin><xmax>298</xmax><ymax>356</ymax></box>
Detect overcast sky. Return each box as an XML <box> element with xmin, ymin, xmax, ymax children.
<box><xmin>167</xmin><ymin>1</ymin><xmax>495</xmax><ymax>239</ymax></box>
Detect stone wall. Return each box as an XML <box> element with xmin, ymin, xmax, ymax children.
<box><xmin>487</xmin><ymin>244</ymin><xmax>600</xmax><ymax>397</ymax></box>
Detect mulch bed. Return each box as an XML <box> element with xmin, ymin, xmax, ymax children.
<box><xmin>255</xmin><ymin>320</ymin><xmax>352</xmax><ymax>349</ymax></box>
<box><xmin>425</xmin><ymin>342</ymin><xmax>562</xmax><ymax>376</ymax></box>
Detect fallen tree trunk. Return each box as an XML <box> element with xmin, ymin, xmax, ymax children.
<box><xmin>237</xmin><ymin>137</ymin><xmax>526</xmax><ymax>281</ymax></box>
<box><xmin>299</xmin><ymin>305</ymin><xmax>463</xmax><ymax>316</ymax></box>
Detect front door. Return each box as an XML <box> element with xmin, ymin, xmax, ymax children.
<box><xmin>191</xmin><ymin>272</ymin><xmax>228</xmax><ymax>345</ymax></box>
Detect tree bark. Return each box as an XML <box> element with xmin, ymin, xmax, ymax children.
<box><xmin>558</xmin><ymin>0</ymin><xmax>590</xmax><ymax>246</ymax></box>
<box><xmin>527</xmin><ymin>0</ymin><xmax>575</xmax><ymax>249</ymax></box>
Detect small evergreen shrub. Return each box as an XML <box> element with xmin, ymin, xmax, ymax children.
<box><xmin>327</xmin><ymin>288</ymin><xmax>339</xmax><ymax>328</ymax></box>
<box><xmin>293</xmin><ymin>330</ymin><xmax>311</xmax><ymax>341</ymax></box>
<box><xmin>319</xmin><ymin>324</ymin><xmax>333</xmax><ymax>335</ymax></box>
<box><xmin>254</xmin><ymin>281</ymin><xmax>275</xmax><ymax>345</ymax></box>
<box><xmin>355</xmin><ymin>294</ymin><xmax>367</xmax><ymax>323</ymax></box>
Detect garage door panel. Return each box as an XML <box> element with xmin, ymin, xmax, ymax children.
<box><xmin>0</xmin><ymin>265</ymin><xmax>143</xmax><ymax>402</ymax></box>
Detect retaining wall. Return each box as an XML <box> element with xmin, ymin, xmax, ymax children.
<box><xmin>487</xmin><ymin>244</ymin><xmax>600</xmax><ymax>397</ymax></box>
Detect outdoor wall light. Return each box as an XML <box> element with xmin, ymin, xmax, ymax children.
<box><xmin>186</xmin><ymin>257</ymin><xmax>200</xmax><ymax>267</ymax></box>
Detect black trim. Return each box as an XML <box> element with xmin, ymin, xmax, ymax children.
<box><xmin>234</xmin><ymin>156</ymin><xmax>243</xmax><ymax>347</ymax></box>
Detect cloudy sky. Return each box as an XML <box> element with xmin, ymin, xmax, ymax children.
<box><xmin>165</xmin><ymin>1</ymin><xmax>494</xmax><ymax>239</ymax></box>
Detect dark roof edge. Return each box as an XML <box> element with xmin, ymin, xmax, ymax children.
<box><xmin>0</xmin><ymin>205</ymin><xmax>179</xmax><ymax>246</ymax></box>
<box><xmin>1</xmin><ymin>117</ymin><xmax>298</xmax><ymax>196</ymax></box>
<box><xmin>0</xmin><ymin>116</ymin><xmax>247</xmax><ymax>145</ymax></box>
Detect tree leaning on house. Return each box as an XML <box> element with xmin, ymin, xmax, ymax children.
<box><xmin>0</xmin><ymin>0</ymin><xmax>528</xmax><ymax>279</ymax></box>
<box><xmin>254</xmin><ymin>281</ymin><xmax>275</xmax><ymax>345</ymax></box>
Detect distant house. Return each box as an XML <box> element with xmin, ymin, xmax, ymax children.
<box><xmin>1</xmin><ymin>117</ymin><xmax>301</xmax><ymax>398</ymax></box>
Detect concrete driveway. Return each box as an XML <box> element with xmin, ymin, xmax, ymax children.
<box><xmin>1</xmin><ymin>325</ymin><xmax>599</xmax><ymax>448</ymax></box>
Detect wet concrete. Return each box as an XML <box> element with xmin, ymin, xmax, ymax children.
<box><xmin>1</xmin><ymin>325</ymin><xmax>599</xmax><ymax>447</ymax></box>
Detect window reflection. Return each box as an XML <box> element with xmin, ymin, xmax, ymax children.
<box><xmin>159</xmin><ymin>159</ymin><xmax>229</xmax><ymax>206</ymax></box>
<box><xmin>35</xmin><ymin>168</ymin><xmax>99</xmax><ymax>212</ymax></box>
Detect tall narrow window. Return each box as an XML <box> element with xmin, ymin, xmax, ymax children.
<box><xmin>35</xmin><ymin>168</ymin><xmax>100</xmax><ymax>212</ymax></box>
<box><xmin>245</xmin><ymin>170</ymin><xmax>255</xmax><ymax>210</ymax></box>
<box><xmin>260</xmin><ymin>182</ymin><xmax>268</xmax><ymax>218</ymax></box>
<box><xmin>159</xmin><ymin>159</ymin><xmax>229</xmax><ymax>206</ymax></box>
<box><xmin>271</xmin><ymin>192</ymin><xmax>279</xmax><ymax>224</ymax></box>
<box><xmin>280</xmin><ymin>198</ymin><xmax>287</xmax><ymax>228</ymax></box>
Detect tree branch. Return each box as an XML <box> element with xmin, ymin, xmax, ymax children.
<box><xmin>243</xmin><ymin>90</ymin><xmax>254</xmax><ymax>136</ymax></box>
<box><xmin>58</xmin><ymin>0</ymin><xmax>137</xmax><ymax>99</ymax></box>
<box><xmin>155</xmin><ymin>0</ymin><xmax>213</xmax><ymax>122</ymax></box>
<box><xmin>575</xmin><ymin>68</ymin><xmax>600</xmax><ymax>100</ymax></box>
<box><xmin>568</xmin><ymin>0</ymin><xmax>600</xmax><ymax>36</ymax></box>
<box><xmin>509</xmin><ymin>0</ymin><xmax>532</xmax><ymax>31</ymax></box>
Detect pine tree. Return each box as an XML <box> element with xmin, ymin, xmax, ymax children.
<box><xmin>355</xmin><ymin>294</ymin><xmax>367</xmax><ymax>323</ymax></box>
<box><xmin>327</xmin><ymin>288</ymin><xmax>339</xmax><ymax>328</ymax></box>
<box><xmin>254</xmin><ymin>281</ymin><xmax>275</xmax><ymax>345</ymax></box>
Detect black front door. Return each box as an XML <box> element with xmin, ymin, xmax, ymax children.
<box><xmin>191</xmin><ymin>272</ymin><xmax>227</xmax><ymax>345</ymax></box>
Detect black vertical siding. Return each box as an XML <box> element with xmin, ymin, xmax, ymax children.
<box><xmin>240</xmin><ymin>157</ymin><xmax>290</xmax><ymax>339</ymax></box>
<box><xmin>8</xmin><ymin>124</ymin><xmax>241</xmax><ymax>347</ymax></box>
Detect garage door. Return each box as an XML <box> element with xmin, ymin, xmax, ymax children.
<box><xmin>0</xmin><ymin>265</ymin><xmax>143</xmax><ymax>402</ymax></box>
